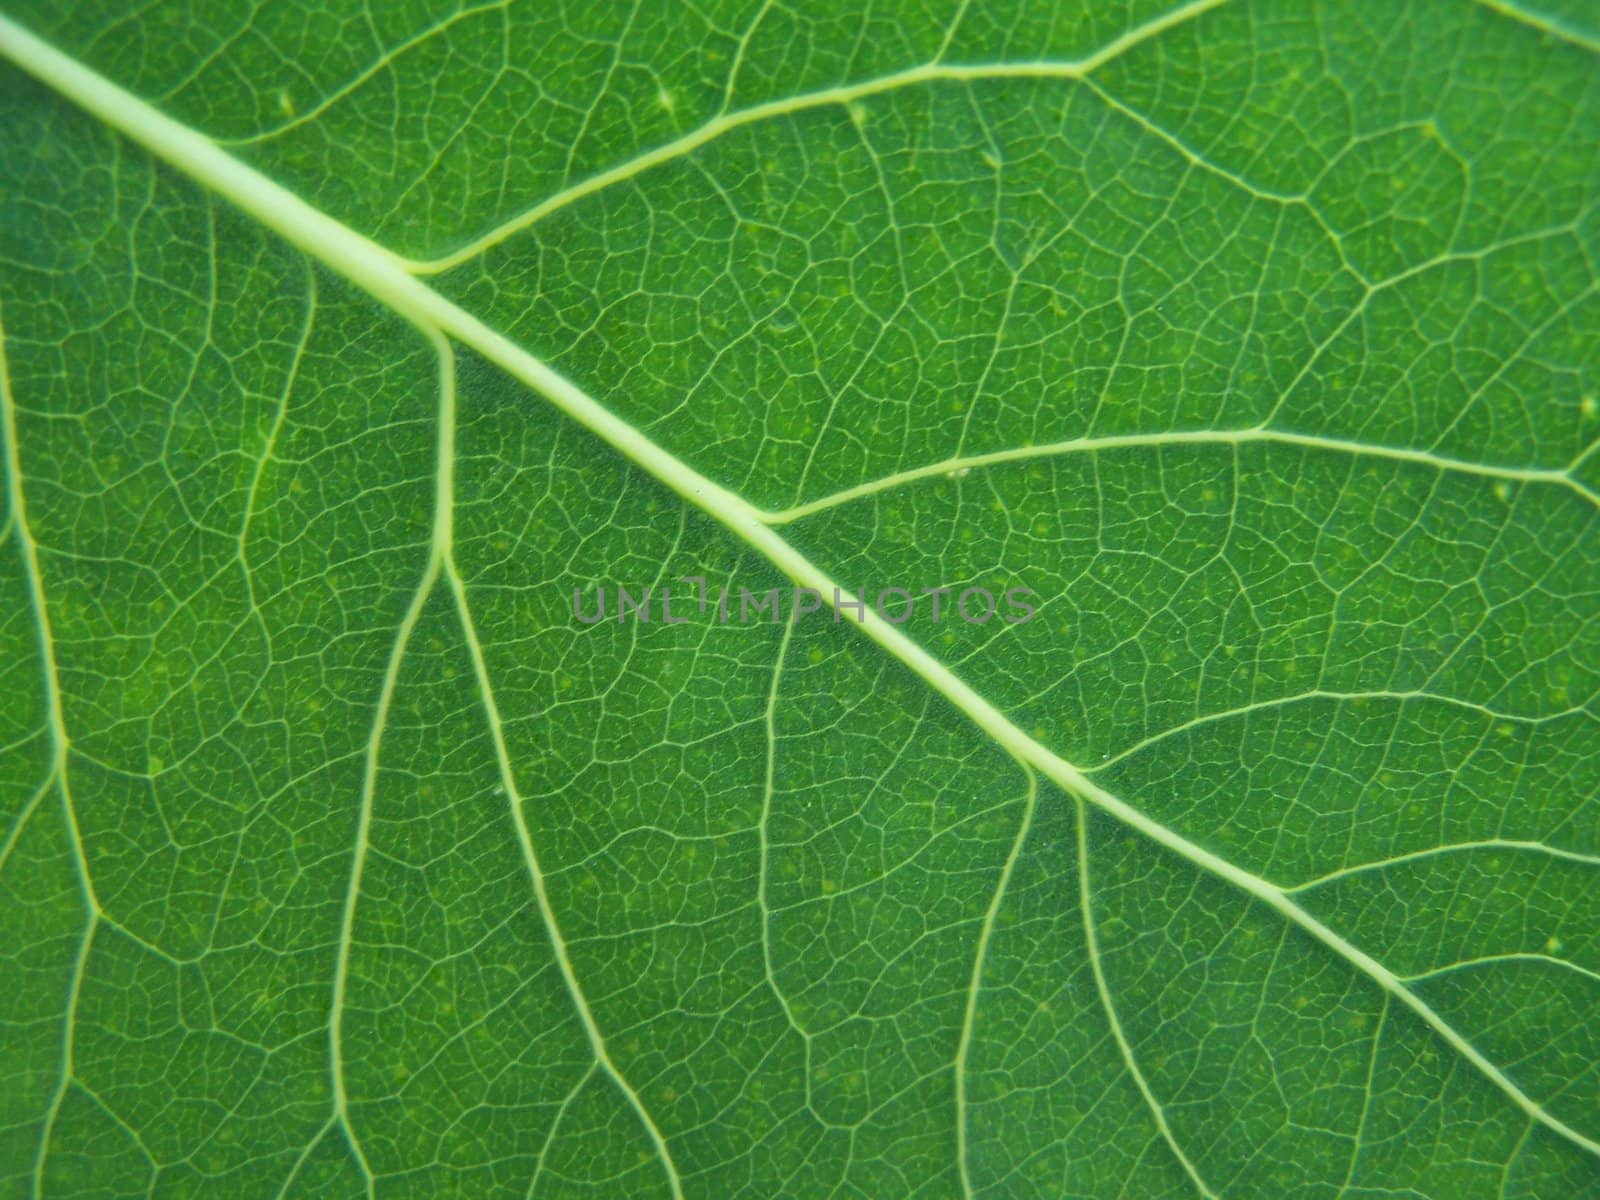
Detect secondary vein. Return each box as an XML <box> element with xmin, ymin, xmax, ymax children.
<box><xmin>1</xmin><ymin>300</ymin><xmax>103</xmax><ymax>1200</ymax></box>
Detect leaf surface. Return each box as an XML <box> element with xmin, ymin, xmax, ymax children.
<box><xmin>1</xmin><ymin>2</ymin><xmax>1598</xmax><ymax>1197</ymax></box>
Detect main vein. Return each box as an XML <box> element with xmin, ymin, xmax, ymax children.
<box><xmin>3</xmin><ymin>9</ymin><xmax>1597</xmax><ymax>1166</ymax></box>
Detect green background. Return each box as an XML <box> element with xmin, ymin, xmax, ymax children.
<box><xmin>2</xmin><ymin>1</ymin><xmax>1598</xmax><ymax>1195</ymax></box>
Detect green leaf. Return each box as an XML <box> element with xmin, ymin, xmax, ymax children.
<box><xmin>2</xmin><ymin>2</ymin><xmax>1598</xmax><ymax>1196</ymax></box>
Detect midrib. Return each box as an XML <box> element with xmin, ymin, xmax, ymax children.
<box><xmin>2</xmin><ymin>10</ymin><xmax>1596</xmax><ymax>1164</ymax></box>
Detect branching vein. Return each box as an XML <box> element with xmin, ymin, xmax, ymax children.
<box><xmin>1</xmin><ymin>303</ymin><xmax>102</xmax><ymax>1200</ymax></box>
<box><xmin>1076</xmin><ymin>796</ymin><xmax>1218</xmax><ymax>1199</ymax></box>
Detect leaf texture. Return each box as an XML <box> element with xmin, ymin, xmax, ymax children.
<box><xmin>1</xmin><ymin>2</ymin><xmax>1598</xmax><ymax>1197</ymax></box>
